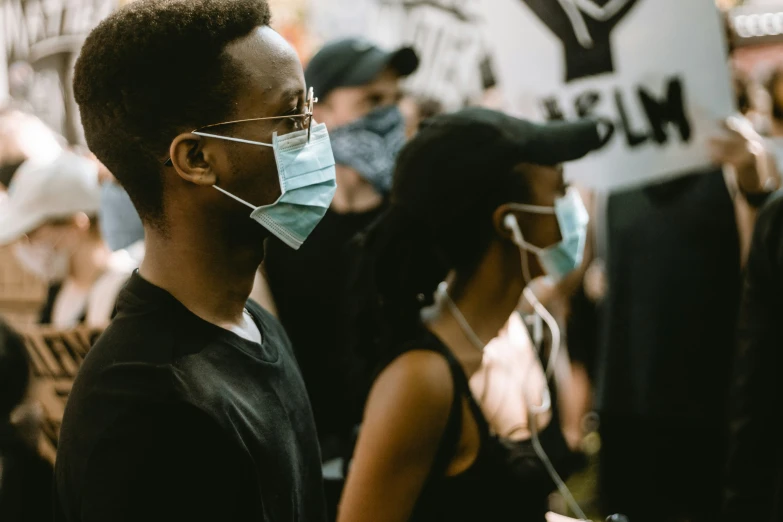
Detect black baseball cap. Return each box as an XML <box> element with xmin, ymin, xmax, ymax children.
<box><xmin>305</xmin><ymin>38</ymin><xmax>420</xmax><ymax>101</ymax></box>
<box><xmin>392</xmin><ymin>107</ymin><xmax>610</xmax><ymax>204</ymax></box>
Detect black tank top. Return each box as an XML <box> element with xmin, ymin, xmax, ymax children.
<box><xmin>390</xmin><ymin>327</ymin><xmax>578</xmax><ymax>522</ymax></box>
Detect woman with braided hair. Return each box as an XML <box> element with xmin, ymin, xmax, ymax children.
<box><xmin>338</xmin><ymin>107</ymin><xmax>606</xmax><ymax>522</ymax></box>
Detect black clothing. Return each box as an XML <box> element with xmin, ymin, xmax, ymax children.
<box><xmin>383</xmin><ymin>325</ymin><xmax>578</xmax><ymax>522</ymax></box>
<box><xmin>597</xmin><ymin>169</ymin><xmax>741</xmax><ymax>418</ymax></box>
<box><xmin>38</xmin><ymin>283</ymin><xmax>68</xmax><ymax>325</ymax></box>
<box><xmin>567</xmin><ymin>284</ymin><xmax>599</xmax><ymax>381</ymax></box>
<box><xmin>0</xmin><ymin>430</ymin><xmax>53</xmax><ymax>522</ymax></box>
<box><xmin>264</xmin><ymin>207</ymin><xmax>385</xmax><ymax>459</ymax></box>
<box><xmin>723</xmin><ymin>194</ymin><xmax>783</xmax><ymax>522</ymax></box>
<box><xmin>599</xmin><ymin>415</ymin><xmax>723</xmax><ymax>522</ymax></box>
<box><xmin>54</xmin><ymin>272</ymin><xmax>326</xmax><ymax>522</ymax></box>
<box><xmin>596</xmin><ymin>169</ymin><xmax>741</xmax><ymax>520</ymax></box>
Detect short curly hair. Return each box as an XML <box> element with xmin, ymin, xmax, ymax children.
<box><xmin>73</xmin><ymin>0</ymin><xmax>272</xmax><ymax>226</ymax></box>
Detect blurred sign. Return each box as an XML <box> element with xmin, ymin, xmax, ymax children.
<box><xmin>17</xmin><ymin>323</ymin><xmax>102</xmax><ymax>463</ymax></box>
<box><xmin>364</xmin><ymin>0</ymin><xmax>491</xmax><ymax>110</ymax></box>
<box><xmin>481</xmin><ymin>0</ymin><xmax>735</xmax><ymax>190</ymax></box>
<box><xmin>0</xmin><ymin>0</ymin><xmax>118</xmax><ymax>143</ymax></box>
<box><xmin>309</xmin><ymin>0</ymin><xmax>374</xmax><ymax>44</ymax></box>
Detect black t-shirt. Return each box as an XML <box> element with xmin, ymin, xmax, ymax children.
<box><xmin>53</xmin><ymin>272</ymin><xmax>326</xmax><ymax>522</ymax></box>
<box><xmin>596</xmin><ymin>169</ymin><xmax>741</xmax><ymax>418</ymax></box>
<box><xmin>263</xmin><ymin>206</ymin><xmax>386</xmax><ymax>457</ymax></box>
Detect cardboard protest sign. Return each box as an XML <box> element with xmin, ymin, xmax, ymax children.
<box><xmin>0</xmin><ymin>0</ymin><xmax>118</xmax><ymax>143</ymax></box>
<box><xmin>16</xmin><ymin>324</ymin><xmax>103</xmax><ymax>462</ymax></box>
<box><xmin>480</xmin><ymin>0</ymin><xmax>735</xmax><ymax>190</ymax></box>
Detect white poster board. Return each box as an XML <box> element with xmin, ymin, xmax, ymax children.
<box><xmin>480</xmin><ymin>0</ymin><xmax>735</xmax><ymax>190</ymax></box>
<box><xmin>0</xmin><ymin>0</ymin><xmax>118</xmax><ymax>143</ymax></box>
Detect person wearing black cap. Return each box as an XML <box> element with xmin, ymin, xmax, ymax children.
<box><xmin>337</xmin><ymin>107</ymin><xmax>605</xmax><ymax>522</ymax></box>
<box><xmin>258</xmin><ymin>38</ymin><xmax>420</xmax><ymax>465</ymax></box>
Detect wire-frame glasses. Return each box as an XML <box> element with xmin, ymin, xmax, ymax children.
<box><xmin>163</xmin><ymin>87</ymin><xmax>316</xmax><ymax>166</ymax></box>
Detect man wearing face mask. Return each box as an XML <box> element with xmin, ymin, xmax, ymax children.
<box><xmin>54</xmin><ymin>1</ymin><xmax>331</xmax><ymax>521</ymax></box>
<box><xmin>0</xmin><ymin>150</ymin><xmax>137</xmax><ymax>327</ymax></box>
<box><xmin>258</xmin><ymin>38</ymin><xmax>419</xmax><ymax>463</ymax></box>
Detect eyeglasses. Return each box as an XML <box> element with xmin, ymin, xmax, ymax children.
<box><xmin>163</xmin><ymin>87</ymin><xmax>316</xmax><ymax>166</ymax></box>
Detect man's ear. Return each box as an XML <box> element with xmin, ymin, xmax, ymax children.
<box><xmin>169</xmin><ymin>133</ymin><xmax>217</xmax><ymax>186</ymax></box>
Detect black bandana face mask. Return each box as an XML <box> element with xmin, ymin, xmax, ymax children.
<box><xmin>329</xmin><ymin>104</ymin><xmax>407</xmax><ymax>194</ymax></box>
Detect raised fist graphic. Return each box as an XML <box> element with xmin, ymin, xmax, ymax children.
<box><xmin>521</xmin><ymin>0</ymin><xmax>641</xmax><ymax>82</ymax></box>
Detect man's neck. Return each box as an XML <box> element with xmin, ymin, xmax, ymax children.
<box><xmin>139</xmin><ymin>226</ymin><xmax>263</xmax><ymax>329</ymax></box>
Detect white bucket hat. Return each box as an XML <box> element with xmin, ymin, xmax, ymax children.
<box><xmin>0</xmin><ymin>150</ymin><xmax>100</xmax><ymax>246</ymax></box>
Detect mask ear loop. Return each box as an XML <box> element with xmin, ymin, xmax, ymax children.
<box><xmin>212</xmin><ymin>185</ymin><xmax>257</xmax><ymax>211</ymax></box>
<box><xmin>504</xmin><ymin>213</ymin><xmax>540</xmax><ymax>286</ymax></box>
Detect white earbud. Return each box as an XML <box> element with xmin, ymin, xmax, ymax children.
<box><xmin>504</xmin><ymin>213</ymin><xmax>535</xmax><ymax>284</ymax></box>
<box><xmin>503</xmin><ymin>213</ymin><xmax>518</xmax><ymax>233</ymax></box>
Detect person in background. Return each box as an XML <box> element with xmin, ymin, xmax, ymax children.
<box><xmin>257</xmin><ymin>37</ymin><xmax>419</xmax><ymax>464</ymax></box>
<box><xmin>338</xmin><ymin>108</ymin><xmax>604</xmax><ymax>522</ymax></box>
<box><xmin>0</xmin><ymin>150</ymin><xmax>137</xmax><ymax>327</ymax></box>
<box><xmin>765</xmin><ymin>65</ymin><xmax>783</xmax><ymax>138</ymax></box>
<box><xmin>72</xmin><ymin>148</ymin><xmax>145</xmax><ymax>262</ymax></box>
<box><xmin>593</xmin><ymin>113</ymin><xmax>778</xmax><ymax>521</ymax></box>
<box><xmin>760</xmin><ymin>65</ymin><xmax>783</xmax><ymax>175</ymax></box>
<box><xmin>55</xmin><ymin>0</ymin><xmax>330</xmax><ymax>520</ymax></box>
<box><xmin>0</xmin><ymin>109</ymin><xmax>62</xmax><ymax>192</ymax></box>
<box><xmin>722</xmin><ymin>190</ymin><xmax>783</xmax><ymax>521</ymax></box>
<box><xmin>0</xmin><ymin>319</ymin><xmax>53</xmax><ymax>522</ymax></box>
<box><xmin>399</xmin><ymin>95</ymin><xmax>443</xmax><ymax>139</ymax></box>
<box><xmin>96</xmin><ymin>172</ymin><xmax>145</xmax><ymax>264</ymax></box>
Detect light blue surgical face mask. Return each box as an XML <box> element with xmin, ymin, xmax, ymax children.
<box><xmin>99</xmin><ymin>181</ymin><xmax>144</xmax><ymax>251</ymax></box>
<box><xmin>504</xmin><ymin>187</ymin><xmax>589</xmax><ymax>282</ymax></box>
<box><xmin>206</xmin><ymin>122</ymin><xmax>337</xmax><ymax>250</ymax></box>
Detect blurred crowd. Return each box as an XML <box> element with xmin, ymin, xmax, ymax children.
<box><xmin>1</xmin><ymin>1</ymin><xmax>783</xmax><ymax>522</ymax></box>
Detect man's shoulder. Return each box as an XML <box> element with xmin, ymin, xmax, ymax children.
<box><xmin>85</xmin><ymin>310</ymin><xmax>179</xmax><ymax>373</ymax></box>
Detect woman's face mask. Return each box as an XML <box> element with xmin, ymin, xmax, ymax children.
<box><xmin>13</xmin><ymin>237</ymin><xmax>70</xmax><ymax>283</ymax></box>
<box><xmin>504</xmin><ymin>188</ymin><xmax>589</xmax><ymax>283</ymax></box>
<box><xmin>99</xmin><ymin>181</ymin><xmax>144</xmax><ymax>251</ymax></box>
